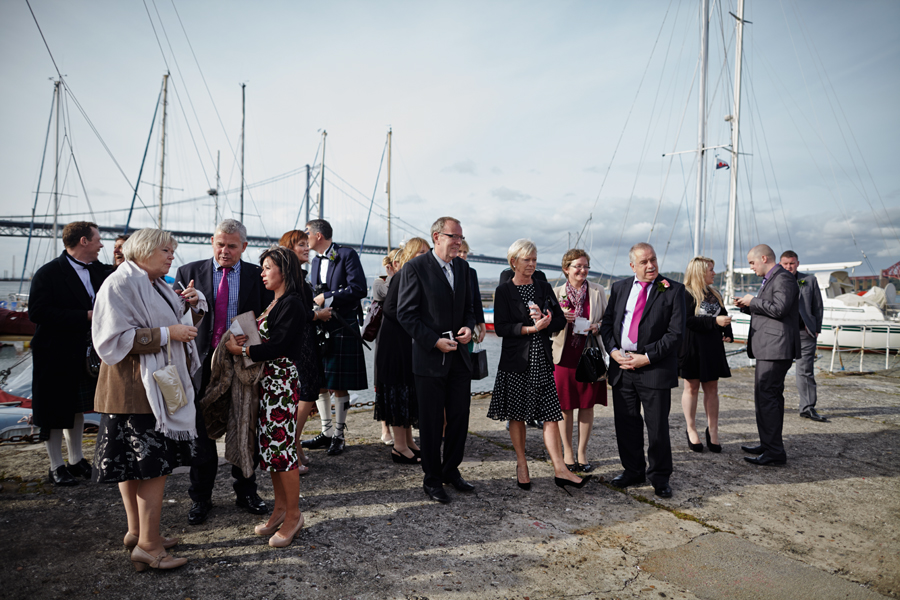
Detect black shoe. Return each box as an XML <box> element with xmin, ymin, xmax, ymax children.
<box><xmin>741</xmin><ymin>444</ymin><xmax>765</xmax><ymax>455</ymax></box>
<box><xmin>705</xmin><ymin>428</ymin><xmax>722</xmax><ymax>453</ymax></box>
<box><xmin>66</xmin><ymin>458</ymin><xmax>93</xmax><ymax>480</ymax></box>
<box><xmin>577</xmin><ymin>462</ymin><xmax>595</xmax><ymax>473</ymax></box>
<box><xmin>48</xmin><ymin>465</ymin><xmax>78</xmax><ymax>486</ymax></box>
<box><xmin>800</xmin><ymin>408</ymin><xmax>829</xmax><ymax>422</ymax></box>
<box><xmin>301</xmin><ymin>433</ymin><xmax>331</xmax><ymax>449</ymax></box>
<box><xmin>236</xmin><ymin>492</ymin><xmax>268</xmax><ymax>515</ymax></box>
<box><xmin>188</xmin><ymin>500</ymin><xmax>213</xmax><ymax>525</ymax></box>
<box><xmin>326</xmin><ymin>435</ymin><xmax>345</xmax><ymax>456</ymax></box>
<box><xmin>654</xmin><ymin>484</ymin><xmax>673</xmax><ymax>498</ymax></box>
<box><xmin>391</xmin><ymin>447</ymin><xmax>420</xmax><ymax>464</ymax></box>
<box><xmin>445</xmin><ymin>477</ymin><xmax>475</xmax><ymax>492</ymax></box>
<box><xmin>554</xmin><ymin>475</ymin><xmax>593</xmax><ymax>496</ymax></box>
<box><xmin>686</xmin><ymin>430</ymin><xmax>704</xmax><ymax>453</ymax></box>
<box><xmin>424</xmin><ymin>484</ymin><xmax>451</xmax><ymax>503</ymax></box>
<box><xmin>565</xmin><ymin>463</ymin><xmax>577</xmax><ymax>472</ymax></box>
<box><xmin>744</xmin><ymin>454</ymin><xmax>786</xmax><ymax>466</ymax></box>
<box><xmin>610</xmin><ymin>472</ymin><xmax>646</xmax><ymax>489</ymax></box>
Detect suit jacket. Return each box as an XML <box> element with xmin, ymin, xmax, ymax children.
<box><xmin>741</xmin><ymin>264</ymin><xmax>801</xmax><ymax>361</ymax></box>
<box><xmin>494</xmin><ymin>279</ymin><xmax>566</xmax><ymax>373</ymax></box>
<box><xmin>397</xmin><ymin>252</ymin><xmax>476</xmax><ymax>378</ymax></box>
<box><xmin>29</xmin><ymin>252</ymin><xmax>112</xmax><ymax>428</ymax></box>
<box><xmin>309</xmin><ymin>243</ymin><xmax>367</xmax><ymax>325</ymax></box>
<box><xmin>174</xmin><ymin>258</ymin><xmax>273</xmax><ymax>363</ymax></box>
<box><xmin>600</xmin><ymin>276</ymin><xmax>686</xmax><ymax>389</ymax></box>
<box><xmin>551</xmin><ymin>281</ymin><xmax>607</xmax><ymax>364</ymax></box>
<box><xmin>796</xmin><ymin>271</ymin><xmax>823</xmax><ymax>336</ymax></box>
<box><xmin>468</xmin><ymin>268</ymin><xmax>486</xmax><ymax>325</ymax></box>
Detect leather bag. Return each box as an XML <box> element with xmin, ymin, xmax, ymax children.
<box><xmin>470</xmin><ymin>342</ymin><xmax>489</xmax><ymax>380</ymax></box>
<box><xmin>575</xmin><ymin>334</ymin><xmax>608</xmax><ymax>383</ymax></box>
<box><xmin>361</xmin><ymin>301</ymin><xmax>383</xmax><ymax>342</ymax></box>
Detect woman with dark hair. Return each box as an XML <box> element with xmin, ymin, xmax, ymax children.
<box><xmin>224</xmin><ymin>246</ymin><xmax>316</xmax><ymax>547</ymax></box>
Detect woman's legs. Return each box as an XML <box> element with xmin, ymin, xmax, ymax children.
<box><xmin>405</xmin><ymin>428</ymin><xmax>419</xmax><ymax>453</ymax></box>
<box><xmin>265</xmin><ymin>470</ymin><xmax>287</xmax><ymax>529</ymax></box>
<box><xmin>271</xmin><ymin>469</ymin><xmax>302</xmax><ymax>536</ymax></box>
<box><xmin>119</xmin><ymin>480</ymin><xmax>140</xmax><ymax>542</ymax></box>
<box><xmin>295</xmin><ymin>401</ymin><xmax>316</xmax><ymax>464</ymax></box>
<box><xmin>135</xmin><ymin>476</ymin><xmax>168</xmax><ymax>554</ymax></box>
<box><xmin>558</xmin><ymin>410</ymin><xmax>576</xmax><ymax>465</ymax></box>
<box><xmin>576</xmin><ymin>407</ymin><xmax>594</xmax><ymax>466</ymax></box>
<box><xmin>543</xmin><ymin>422</ymin><xmax>582</xmax><ymax>482</ymax></box>
<box><xmin>681</xmin><ymin>378</ymin><xmax>701</xmax><ymax>444</ymax></box>
<box><xmin>509</xmin><ymin>420</ymin><xmax>529</xmax><ymax>484</ymax></box>
<box><xmin>701</xmin><ymin>380</ymin><xmax>720</xmax><ymax>444</ymax></box>
<box><xmin>391</xmin><ymin>425</ymin><xmax>415</xmax><ymax>458</ymax></box>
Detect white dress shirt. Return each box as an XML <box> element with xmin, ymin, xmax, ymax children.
<box><xmin>432</xmin><ymin>250</ymin><xmax>454</xmax><ymax>291</ymax></box>
<box><xmin>620</xmin><ymin>278</ymin><xmax>653</xmax><ymax>352</ymax></box>
<box><xmin>318</xmin><ymin>244</ymin><xmax>335</xmax><ymax>308</ymax></box>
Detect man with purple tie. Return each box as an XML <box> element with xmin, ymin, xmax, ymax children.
<box><xmin>600</xmin><ymin>243</ymin><xmax>685</xmax><ymax>498</ymax></box>
<box><xmin>175</xmin><ymin>219</ymin><xmax>273</xmax><ymax>525</ymax></box>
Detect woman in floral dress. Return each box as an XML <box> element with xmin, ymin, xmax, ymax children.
<box><xmin>225</xmin><ymin>246</ymin><xmax>315</xmax><ymax>548</ymax></box>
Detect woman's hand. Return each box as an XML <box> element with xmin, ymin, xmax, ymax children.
<box><xmin>533</xmin><ymin>310</ymin><xmax>552</xmax><ymax>332</ymax></box>
<box><xmin>716</xmin><ymin>315</ymin><xmax>732</xmax><ymax>327</ymax></box>
<box><xmin>169</xmin><ymin>324</ymin><xmax>198</xmax><ymax>343</ymax></box>
<box><xmin>224</xmin><ymin>335</ymin><xmax>244</xmax><ymax>356</ymax></box>
<box><xmin>723</xmin><ymin>336</ymin><xmax>733</xmax><ymax>343</ymax></box>
<box><xmin>315</xmin><ymin>307</ymin><xmax>333</xmax><ymax>322</ymax></box>
<box><xmin>589</xmin><ymin>322</ymin><xmax>600</xmax><ymax>334</ymax></box>
<box><xmin>180</xmin><ymin>279</ymin><xmax>200</xmax><ymax>307</ymax></box>
<box><xmin>475</xmin><ymin>323</ymin><xmax>487</xmax><ymax>343</ymax></box>
<box><xmin>564</xmin><ymin>308</ymin><xmax>576</xmax><ymax>324</ymax></box>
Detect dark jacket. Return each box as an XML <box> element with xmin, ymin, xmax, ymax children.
<box><xmin>741</xmin><ymin>264</ymin><xmax>801</xmax><ymax>361</ymax></box>
<box><xmin>493</xmin><ymin>279</ymin><xmax>566</xmax><ymax>373</ymax></box>
<box><xmin>796</xmin><ymin>271</ymin><xmax>824</xmax><ymax>336</ymax></box>
<box><xmin>600</xmin><ymin>276</ymin><xmax>686</xmax><ymax>389</ymax></box>
<box><xmin>468</xmin><ymin>268</ymin><xmax>486</xmax><ymax>325</ymax></box>
<box><xmin>309</xmin><ymin>243</ymin><xmax>367</xmax><ymax>325</ymax></box>
<box><xmin>247</xmin><ymin>293</ymin><xmax>311</xmax><ymax>364</ymax></box>
<box><xmin>29</xmin><ymin>252</ymin><xmax>111</xmax><ymax>429</ymax></box>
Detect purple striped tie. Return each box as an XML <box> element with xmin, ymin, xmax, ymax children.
<box><xmin>628</xmin><ymin>281</ymin><xmax>651</xmax><ymax>345</ymax></box>
<box><xmin>212</xmin><ymin>266</ymin><xmax>231</xmax><ymax>347</ymax></box>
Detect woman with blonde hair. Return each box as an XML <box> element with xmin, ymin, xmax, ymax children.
<box><xmin>374</xmin><ymin>237</ymin><xmax>430</xmax><ymax>463</ymax></box>
<box><xmin>551</xmin><ymin>249</ymin><xmax>607</xmax><ymax>473</ymax></box>
<box><xmin>679</xmin><ymin>257</ymin><xmax>733</xmax><ymax>453</ymax></box>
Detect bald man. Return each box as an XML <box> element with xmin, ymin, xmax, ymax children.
<box><xmin>734</xmin><ymin>244</ymin><xmax>801</xmax><ymax>466</ymax></box>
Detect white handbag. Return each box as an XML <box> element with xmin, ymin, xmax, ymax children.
<box><xmin>153</xmin><ymin>342</ymin><xmax>188</xmax><ymax>415</ymax></box>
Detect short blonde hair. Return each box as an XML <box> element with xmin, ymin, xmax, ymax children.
<box><xmin>397</xmin><ymin>237</ymin><xmax>431</xmax><ymax>269</ymax></box>
<box><xmin>507</xmin><ymin>238</ymin><xmax>537</xmax><ymax>268</ymax></box>
<box><xmin>123</xmin><ymin>228</ymin><xmax>178</xmax><ymax>263</ymax></box>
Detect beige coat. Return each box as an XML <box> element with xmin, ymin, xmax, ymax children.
<box><xmin>550</xmin><ymin>281</ymin><xmax>607</xmax><ymax>364</ymax></box>
<box><xmin>94</xmin><ymin>328</ymin><xmax>162</xmax><ymax>414</ymax></box>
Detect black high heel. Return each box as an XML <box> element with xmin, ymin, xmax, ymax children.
<box><xmin>686</xmin><ymin>430</ymin><xmax>704</xmax><ymax>453</ymax></box>
<box><xmin>516</xmin><ymin>465</ymin><xmax>531</xmax><ymax>490</ymax></box>
<box><xmin>391</xmin><ymin>447</ymin><xmax>420</xmax><ymax>464</ymax></box>
<box><xmin>705</xmin><ymin>428</ymin><xmax>722</xmax><ymax>453</ymax></box>
<box><xmin>554</xmin><ymin>475</ymin><xmax>592</xmax><ymax>496</ymax></box>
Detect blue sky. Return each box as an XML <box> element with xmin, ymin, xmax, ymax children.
<box><xmin>1</xmin><ymin>0</ymin><xmax>898</xmax><ymax>282</ymax></box>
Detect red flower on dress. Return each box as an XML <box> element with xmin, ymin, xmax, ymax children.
<box><xmin>271</xmin><ymin>428</ymin><xmax>287</xmax><ymax>443</ymax></box>
<box><xmin>270</xmin><ymin>407</ymin><xmax>291</xmax><ymax>423</ymax></box>
<box><xmin>260</xmin><ymin>434</ymin><xmax>270</xmax><ymax>448</ymax></box>
<box><xmin>270</xmin><ymin>455</ymin><xmax>289</xmax><ymax>470</ymax></box>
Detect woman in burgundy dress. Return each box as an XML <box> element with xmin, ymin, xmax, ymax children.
<box><xmin>551</xmin><ymin>249</ymin><xmax>608</xmax><ymax>473</ymax></box>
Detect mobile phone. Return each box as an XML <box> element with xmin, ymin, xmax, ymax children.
<box><xmin>441</xmin><ymin>331</ymin><xmax>455</xmax><ymax>341</ymax></box>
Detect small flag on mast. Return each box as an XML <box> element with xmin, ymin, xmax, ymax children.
<box><xmin>716</xmin><ymin>158</ymin><xmax>730</xmax><ymax>170</ymax></box>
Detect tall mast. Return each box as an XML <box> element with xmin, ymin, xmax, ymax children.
<box><xmin>386</xmin><ymin>128</ymin><xmax>392</xmax><ymax>253</ymax></box>
<box><xmin>319</xmin><ymin>130</ymin><xmax>326</xmax><ymax>219</ymax></box>
<box><xmin>304</xmin><ymin>164</ymin><xmax>311</xmax><ymax>224</ymax></box>
<box><xmin>724</xmin><ymin>0</ymin><xmax>746</xmax><ymax>300</ymax></box>
<box><xmin>158</xmin><ymin>73</ymin><xmax>169</xmax><ymax>228</ymax></box>
<box><xmin>240</xmin><ymin>83</ymin><xmax>246</xmax><ymax>222</ymax></box>
<box><xmin>52</xmin><ymin>79</ymin><xmax>60</xmax><ymax>250</ymax></box>
<box><xmin>693</xmin><ymin>0</ymin><xmax>710</xmax><ymax>257</ymax></box>
<box><xmin>214</xmin><ymin>150</ymin><xmax>221</xmax><ymax>227</ymax></box>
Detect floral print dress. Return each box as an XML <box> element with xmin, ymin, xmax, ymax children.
<box><xmin>257</xmin><ymin>313</ymin><xmax>301</xmax><ymax>472</ymax></box>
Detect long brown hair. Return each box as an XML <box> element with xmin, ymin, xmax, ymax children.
<box><xmin>684</xmin><ymin>256</ymin><xmax>723</xmax><ymax>314</ymax></box>
<box><xmin>260</xmin><ymin>245</ymin><xmax>304</xmax><ymax>297</ymax></box>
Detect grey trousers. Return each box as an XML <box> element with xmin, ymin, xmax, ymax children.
<box><xmin>796</xmin><ymin>329</ymin><xmax>818</xmax><ymax>412</ymax></box>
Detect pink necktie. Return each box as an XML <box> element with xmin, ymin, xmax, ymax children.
<box><xmin>212</xmin><ymin>266</ymin><xmax>231</xmax><ymax>347</ymax></box>
<box><xmin>628</xmin><ymin>281</ymin><xmax>651</xmax><ymax>345</ymax></box>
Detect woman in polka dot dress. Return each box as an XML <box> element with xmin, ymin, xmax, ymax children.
<box><xmin>488</xmin><ymin>239</ymin><xmax>592</xmax><ymax>493</ymax></box>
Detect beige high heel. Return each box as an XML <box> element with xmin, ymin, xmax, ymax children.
<box><xmin>254</xmin><ymin>511</ymin><xmax>286</xmax><ymax>536</ymax></box>
<box><xmin>123</xmin><ymin>533</ymin><xmax>178</xmax><ymax>551</ymax></box>
<box><xmin>269</xmin><ymin>514</ymin><xmax>304</xmax><ymax>548</ymax></box>
<box><xmin>130</xmin><ymin>546</ymin><xmax>187</xmax><ymax>572</ymax></box>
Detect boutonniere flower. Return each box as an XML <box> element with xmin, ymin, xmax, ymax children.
<box><xmin>656</xmin><ymin>279</ymin><xmax>670</xmax><ymax>293</ymax></box>
<box><xmin>559</xmin><ymin>294</ymin><xmax>572</xmax><ymax>309</ymax></box>
<box><xmin>327</xmin><ymin>248</ymin><xmax>339</xmax><ymax>262</ymax></box>
<box><xmin>798</xmin><ymin>279</ymin><xmax>806</xmax><ymax>287</ymax></box>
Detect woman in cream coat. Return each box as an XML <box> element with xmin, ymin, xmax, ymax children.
<box><xmin>551</xmin><ymin>249</ymin><xmax>608</xmax><ymax>473</ymax></box>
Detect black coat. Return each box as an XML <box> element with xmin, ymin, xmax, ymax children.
<box><xmin>29</xmin><ymin>252</ymin><xmax>111</xmax><ymax>429</ymax></box>
<box><xmin>493</xmin><ymin>279</ymin><xmax>566</xmax><ymax>373</ymax></box>
<box><xmin>678</xmin><ymin>292</ymin><xmax>732</xmax><ymax>382</ymax></box>
<box><xmin>246</xmin><ymin>293</ymin><xmax>311</xmax><ymax>364</ymax></box>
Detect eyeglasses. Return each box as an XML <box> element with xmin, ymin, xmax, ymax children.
<box><xmin>439</xmin><ymin>232</ymin><xmax>465</xmax><ymax>241</ymax></box>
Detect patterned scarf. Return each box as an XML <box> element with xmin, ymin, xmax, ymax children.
<box><xmin>565</xmin><ymin>281</ymin><xmax>588</xmax><ymax>347</ymax></box>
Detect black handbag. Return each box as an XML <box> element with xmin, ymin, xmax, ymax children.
<box><xmin>85</xmin><ymin>332</ymin><xmax>101</xmax><ymax>378</ymax></box>
<box><xmin>470</xmin><ymin>342</ymin><xmax>489</xmax><ymax>380</ymax></box>
<box><xmin>361</xmin><ymin>301</ymin><xmax>382</xmax><ymax>342</ymax></box>
<box><xmin>575</xmin><ymin>334</ymin><xmax>607</xmax><ymax>383</ymax></box>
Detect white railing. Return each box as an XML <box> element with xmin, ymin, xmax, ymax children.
<box><xmin>828</xmin><ymin>324</ymin><xmax>896</xmax><ymax>372</ymax></box>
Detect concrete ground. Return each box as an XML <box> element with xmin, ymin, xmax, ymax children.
<box><xmin>0</xmin><ymin>365</ymin><xmax>897</xmax><ymax>600</ymax></box>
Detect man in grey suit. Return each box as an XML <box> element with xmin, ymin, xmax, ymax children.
<box><xmin>780</xmin><ymin>250</ymin><xmax>828</xmax><ymax>422</ymax></box>
<box><xmin>734</xmin><ymin>244</ymin><xmax>801</xmax><ymax>466</ymax></box>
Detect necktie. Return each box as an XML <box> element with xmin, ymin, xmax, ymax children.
<box><xmin>212</xmin><ymin>266</ymin><xmax>231</xmax><ymax>347</ymax></box>
<box><xmin>627</xmin><ymin>281</ymin><xmax>651</xmax><ymax>345</ymax></box>
<box><xmin>444</xmin><ymin>264</ymin><xmax>454</xmax><ymax>291</ymax></box>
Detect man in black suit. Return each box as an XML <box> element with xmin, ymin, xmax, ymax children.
<box><xmin>397</xmin><ymin>216</ymin><xmax>476</xmax><ymax>503</ymax></box>
<box><xmin>735</xmin><ymin>244</ymin><xmax>801</xmax><ymax>466</ymax></box>
<box><xmin>29</xmin><ymin>221</ymin><xmax>111</xmax><ymax>486</ymax></box>
<box><xmin>600</xmin><ymin>242</ymin><xmax>685</xmax><ymax>498</ymax></box>
<box><xmin>174</xmin><ymin>219</ymin><xmax>273</xmax><ymax>524</ymax></box>
<box><xmin>780</xmin><ymin>250</ymin><xmax>827</xmax><ymax>422</ymax></box>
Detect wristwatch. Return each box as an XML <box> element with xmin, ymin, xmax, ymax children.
<box><xmin>241</xmin><ymin>346</ymin><xmax>248</xmax><ymax>358</ymax></box>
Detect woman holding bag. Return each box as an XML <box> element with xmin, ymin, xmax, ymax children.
<box><xmin>551</xmin><ymin>249</ymin><xmax>608</xmax><ymax>474</ymax></box>
<box><xmin>92</xmin><ymin>228</ymin><xmax>206</xmax><ymax>572</ymax></box>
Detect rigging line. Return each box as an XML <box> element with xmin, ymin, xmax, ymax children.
<box><xmin>293</xmin><ymin>141</ymin><xmax>323</xmax><ymax>228</ymax></box>
<box><xmin>359</xmin><ymin>137</ymin><xmax>389</xmax><ymax>253</ymax></box>
<box><xmin>60</xmin><ymin>93</ymin><xmax>97</xmax><ymax>224</ymax></box>
<box><xmin>142</xmin><ymin>0</ymin><xmax>171</xmax><ymax>72</ymax></box>
<box><xmin>661</xmin><ymin>154</ymin><xmax>692</xmax><ymax>268</ymax></box>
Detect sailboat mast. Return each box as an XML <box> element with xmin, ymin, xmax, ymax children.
<box><xmin>386</xmin><ymin>128</ymin><xmax>392</xmax><ymax>253</ymax></box>
<box><xmin>215</xmin><ymin>150</ymin><xmax>221</xmax><ymax>227</ymax></box>
<box><xmin>724</xmin><ymin>0</ymin><xmax>746</xmax><ymax>300</ymax></box>
<box><xmin>693</xmin><ymin>0</ymin><xmax>710</xmax><ymax>257</ymax></box>
<box><xmin>52</xmin><ymin>80</ymin><xmax>60</xmax><ymax>250</ymax></box>
<box><xmin>158</xmin><ymin>73</ymin><xmax>169</xmax><ymax>229</ymax></box>
<box><xmin>240</xmin><ymin>83</ymin><xmax>246</xmax><ymax>222</ymax></box>
<box><xmin>319</xmin><ymin>130</ymin><xmax>326</xmax><ymax>219</ymax></box>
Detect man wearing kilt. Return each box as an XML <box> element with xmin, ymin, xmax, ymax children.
<box><xmin>302</xmin><ymin>219</ymin><xmax>368</xmax><ymax>455</ymax></box>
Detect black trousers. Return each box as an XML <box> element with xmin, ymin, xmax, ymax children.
<box><xmin>414</xmin><ymin>352</ymin><xmax>471</xmax><ymax>488</ymax></box>
<box><xmin>611</xmin><ymin>370</ymin><xmax>673</xmax><ymax>487</ymax></box>
<box><xmin>754</xmin><ymin>358</ymin><xmax>791</xmax><ymax>461</ymax></box>
<box><xmin>188</xmin><ymin>351</ymin><xmax>258</xmax><ymax>503</ymax></box>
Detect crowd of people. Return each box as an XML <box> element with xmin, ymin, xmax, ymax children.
<box><xmin>27</xmin><ymin>217</ymin><xmax>823</xmax><ymax>572</ymax></box>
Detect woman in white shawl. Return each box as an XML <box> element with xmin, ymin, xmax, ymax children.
<box><xmin>92</xmin><ymin>228</ymin><xmax>206</xmax><ymax>572</ymax></box>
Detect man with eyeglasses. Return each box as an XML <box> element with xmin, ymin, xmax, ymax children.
<box><xmin>397</xmin><ymin>216</ymin><xmax>476</xmax><ymax>503</ymax></box>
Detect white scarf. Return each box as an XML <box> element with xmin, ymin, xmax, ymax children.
<box><xmin>92</xmin><ymin>261</ymin><xmax>206</xmax><ymax>440</ymax></box>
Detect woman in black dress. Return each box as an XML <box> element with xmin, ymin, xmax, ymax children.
<box><xmin>679</xmin><ymin>257</ymin><xmax>733</xmax><ymax>453</ymax></box>
<box><xmin>374</xmin><ymin>237</ymin><xmax>430</xmax><ymax>464</ymax></box>
<box><xmin>488</xmin><ymin>239</ymin><xmax>590</xmax><ymax>493</ymax></box>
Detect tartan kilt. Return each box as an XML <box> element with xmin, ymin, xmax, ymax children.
<box><xmin>321</xmin><ymin>326</ymin><xmax>368</xmax><ymax>391</ymax></box>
